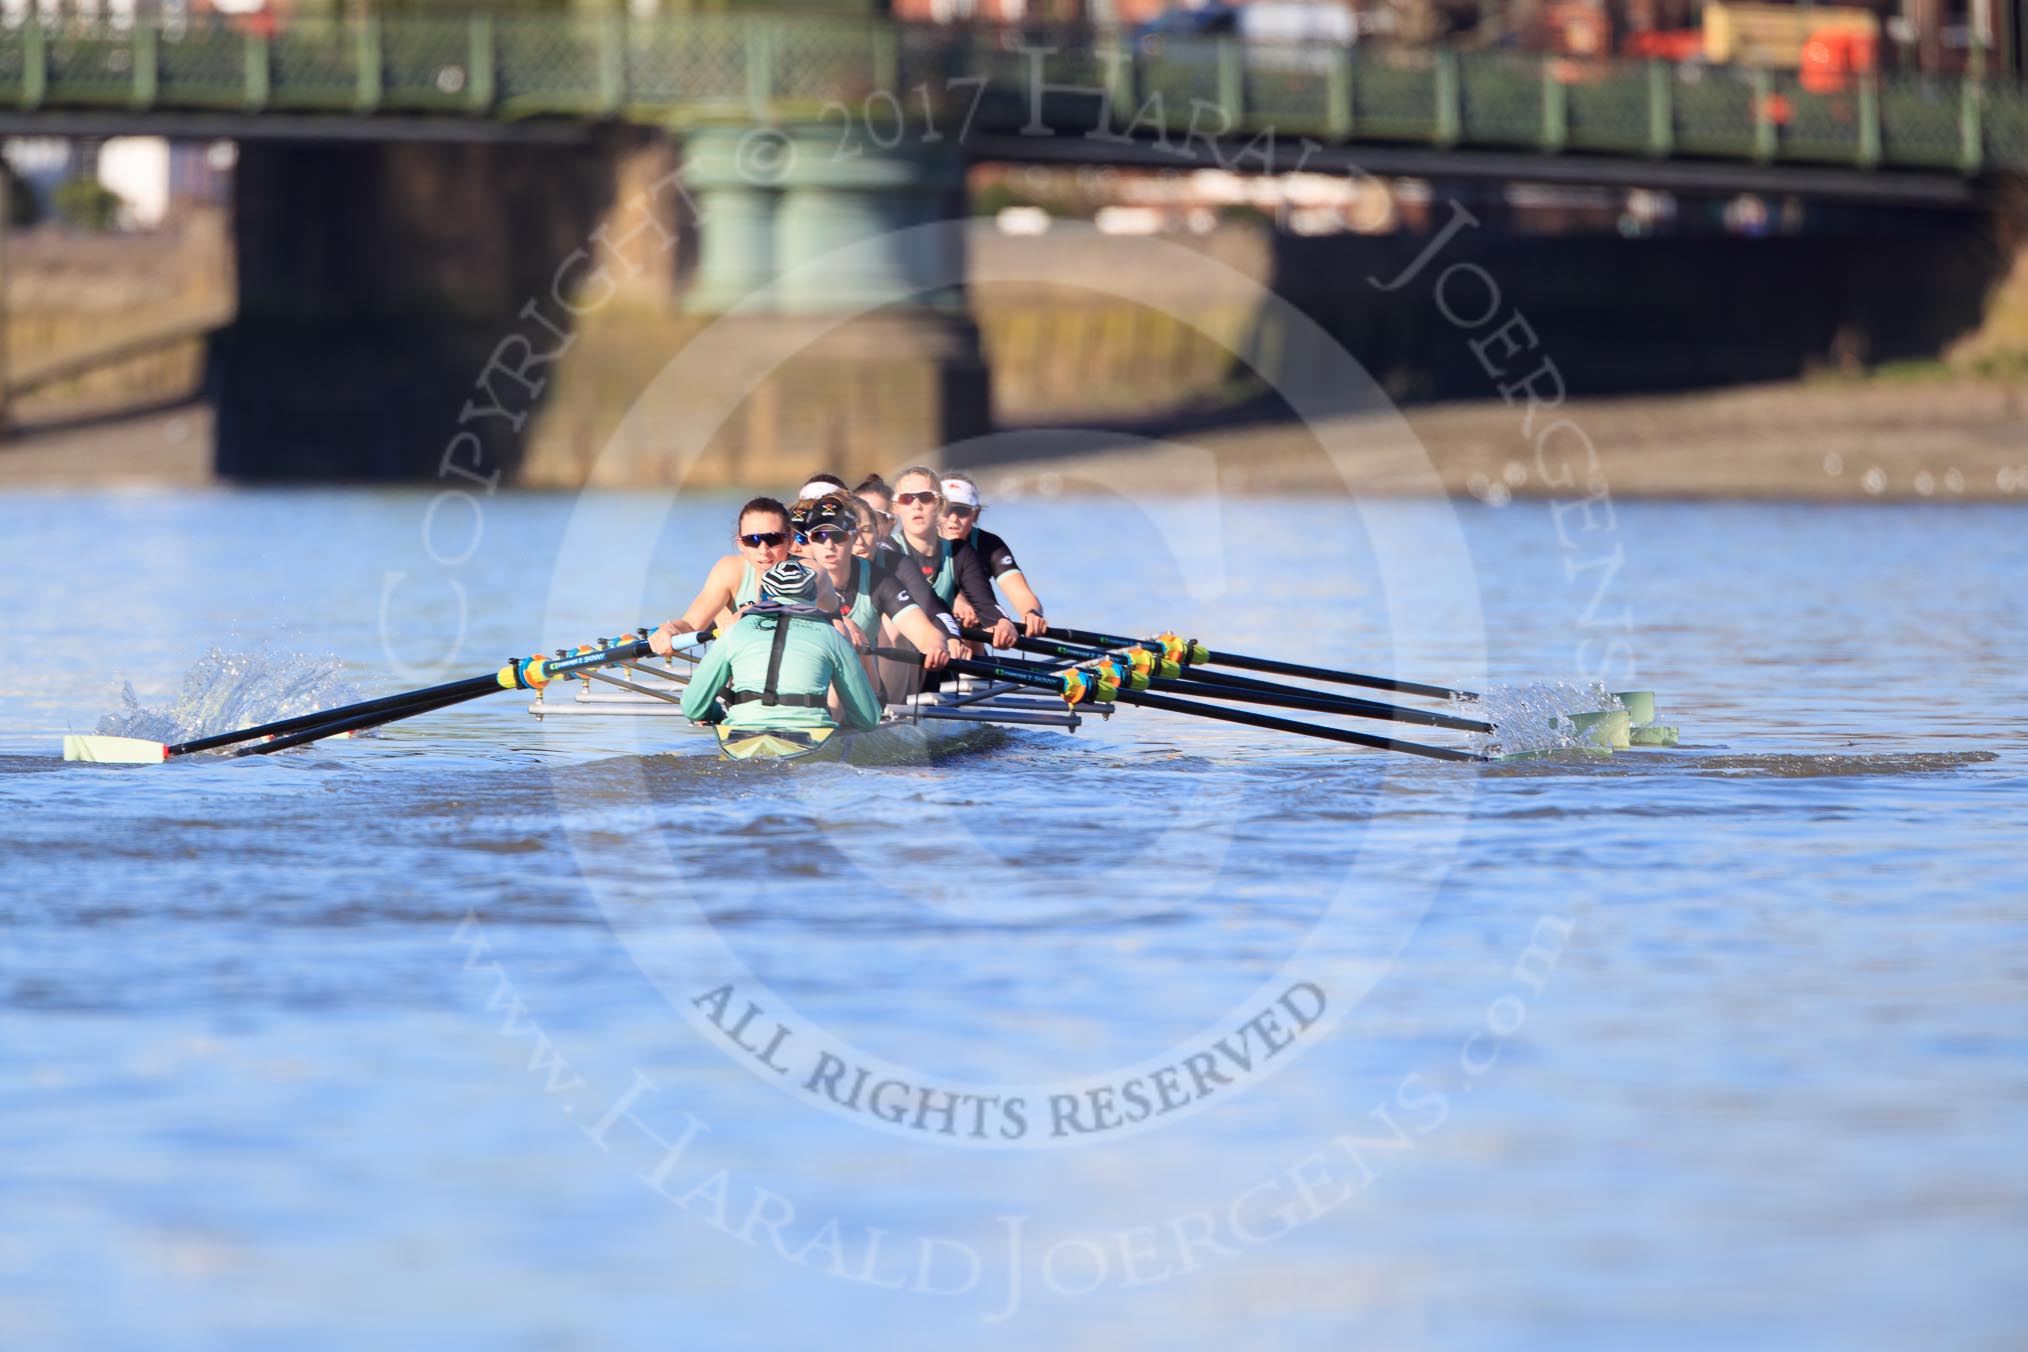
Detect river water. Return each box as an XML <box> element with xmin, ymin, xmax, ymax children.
<box><xmin>2</xmin><ymin>488</ymin><xmax>2023</xmax><ymax>1349</ymax></box>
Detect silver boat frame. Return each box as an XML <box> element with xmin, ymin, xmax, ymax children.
<box><xmin>526</xmin><ymin>644</ymin><xmax>1102</xmax><ymax>744</ymax></box>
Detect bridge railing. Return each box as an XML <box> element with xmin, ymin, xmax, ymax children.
<box><xmin>0</xmin><ymin>13</ymin><xmax>2021</xmax><ymax>174</ymax></box>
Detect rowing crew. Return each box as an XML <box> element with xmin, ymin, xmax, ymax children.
<box><xmin>649</xmin><ymin>468</ymin><xmax>1051</xmax><ymax>734</ymax></box>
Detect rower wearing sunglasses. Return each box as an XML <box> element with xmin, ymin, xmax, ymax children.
<box><xmin>648</xmin><ymin>497</ymin><xmax>837</xmax><ymax>655</ymax></box>
<box><xmin>887</xmin><ymin>465</ymin><xmax>1020</xmax><ymax>650</ymax></box>
<box><xmin>679</xmin><ymin>559</ymin><xmax>882</xmax><ymax>734</ymax></box>
<box><xmin>790</xmin><ymin>494</ymin><xmax>964</xmax><ymax>685</ymax></box>
<box><xmin>935</xmin><ymin>471</ymin><xmax>1049</xmax><ymax>640</ymax></box>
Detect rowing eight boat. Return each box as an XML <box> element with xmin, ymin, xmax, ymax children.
<box><xmin>58</xmin><ymin>624</ymin><xmax>1674</xmax><ymax>766</ymax></box>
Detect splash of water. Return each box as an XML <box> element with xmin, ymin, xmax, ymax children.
<box><xmin>95</xmin><ymin>648</ymin><xmax>364</xmax><ymax>746</ymax></box>
<box><xmin>1463</xmin><ymin>681</ymin><xmax>1623</xmax><ymax>758</ymax></box>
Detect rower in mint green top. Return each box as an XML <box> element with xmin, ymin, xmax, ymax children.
<box><xmin>732</xmin><ymin>561</ymin><xmax>760</xmax><ymax>609</ymax></box>
<box><xmin>681</xmin><ymin>560</ymin><xmax>883</xmax><ymax>732</ymax></box>
<box><xmin>841</xmin><ymin>556</ymin><xmax>879</xmax><ymax>635</ymax></box>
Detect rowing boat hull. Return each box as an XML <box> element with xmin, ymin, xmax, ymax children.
<box><xmin>712</xmin><ymin>716</ymin><xmax>1002</xmax><ymax>765</ymax></box>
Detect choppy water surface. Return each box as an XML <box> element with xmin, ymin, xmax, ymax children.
<box><xmin>2</xmin><ymin>489</ymin><xmax>2024</xmax><ymax>1350</ymax></box>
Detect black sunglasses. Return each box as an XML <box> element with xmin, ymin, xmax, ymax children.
<box><xmin>800</xmin><ymin>527</ymin><xmax>857</xmax><ymax>545</ymax></box>
<box><xmin>737</xmin><ymin>531</ymin><xmax>788</xmax><ymax>548</ymax></box>
<box><xmin>894</xmin><ymin>491</ymin><xmax>939</xmax><ymax>507</ymax></box>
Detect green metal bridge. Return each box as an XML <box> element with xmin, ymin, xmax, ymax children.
<box><xmin>2</xmin><ymin>12</ymin><xmax>2023</xmax><ymax>188</ymax></box>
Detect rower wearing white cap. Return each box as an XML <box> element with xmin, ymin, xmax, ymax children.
<box><xmin>796</xmin><ymin>473</ymin><xmax>848</xmax><ymax>502</ymax></box>
<box><xmin>679</xmin><ymin>560</ymin><xmax>883</xmax><ymax>733</ymax></box>
<box><xmin>887</xmin><ymin>465</ymin><xmax>1019</xmax><ymax>649</ymax></box>
<box><xmin>936</xmin><ymin>470</ymin><xmax>1049</xmax><ymax>640</ymax></box>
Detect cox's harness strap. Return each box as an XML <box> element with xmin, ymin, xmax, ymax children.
<box><xmin>724</xmin><ymin>689</ymin><xmax>826</xmax><ymax>709</ymax></box>
<box><xmin>760</xmin><ymin>615</ymin><xmax>793</xmax><ymax>706</ymax></box>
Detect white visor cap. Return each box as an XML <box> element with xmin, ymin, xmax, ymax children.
<box><xmin>940</xmin><ymin>478</ymin><xmax>981</xmax><ymax>510</ymax></box>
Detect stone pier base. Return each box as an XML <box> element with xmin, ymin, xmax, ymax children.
<box><xmin>520</xmin><ymin>308</ymin><xmax>989</xmax><ymax>489</ymax></box>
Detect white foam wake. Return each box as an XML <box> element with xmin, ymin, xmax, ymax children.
<box><xmin>96</xmin><ymin>648</ymin><xmax>363</xmax><ymax>747</ymax></box>
<box><xmin>1463</xmin><ymin>681</ymin><xmax>1623</xmax><ymax>758</ymax></box>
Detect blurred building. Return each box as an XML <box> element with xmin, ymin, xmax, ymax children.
<box><xmin>3</xmin><ymin>134</ymin><xmax>229</xmax><ymax>227</ymax></box>
<box><xmin>878</xmin><ymin>0</ymin><xmax>2021</xmax><ymax>76</ymax></box>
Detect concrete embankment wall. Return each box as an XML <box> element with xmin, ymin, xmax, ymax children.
<box><xmin>518</xmin><ymin>214</ymin><xmax>2022</xmax><ymax>489</ymax></box>
<box><xmin>1254</xmin><ymin>211</ymin><xmax>2012</xmax><ymax>403</ymax></box>
<box><xmin>513</xmin><ymin>224</ymin><xmax>1271</xmax><ymax>489</ymax></box>
<box><xmin>6</xmin><ymin>212</ymin><xmax>230</xmax><ymax>427</ymax></box>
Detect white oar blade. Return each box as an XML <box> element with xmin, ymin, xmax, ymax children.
<box><xmin>63</xmin><ymin>735</ymin><xmax>169</xmax><ymax>764</ymax></box>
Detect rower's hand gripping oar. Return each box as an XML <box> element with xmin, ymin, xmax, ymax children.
<box><xmin>62</xmin><ymin>633</ymin><xmax>690</xmax><ymax>764</ymax></box>
<box><xmin>873</xmin><ymin>648</ymin><xmax>1488</xmax><ymax>764</ymax></box>
<box><xmin>1038</xmin><ymin>625</ymin><xmax>1477</xmax><ymax>703</ymax></box>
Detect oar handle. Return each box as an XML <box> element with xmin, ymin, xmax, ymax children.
<box><xmin>514</xmin><ymin>636</ymin><xmax>658</xmax><ymax>685</ymax></box>
<box><xmin>865</xmin><ymin>647</ymin><xmax>1056</xmax><ymax>690</ymax></box>
<box><xmin>958</xmin><ymin>626</ymin><xmax>1117</xmax><ymax>660</ymax></box>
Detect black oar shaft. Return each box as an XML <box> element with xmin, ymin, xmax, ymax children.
<box><xmin>868</xmin><ymin>650</ymin><xmax>1076</xmax><ymax>692</ymax></box>
<box><xmin>1120</xmin><ymin>689</ymin><xmax>1486</xmax><ymax>763</ymax></box>
<box><xmin>171</xmin><ymin>674</ymin><xmax>500</xmax><ymax>756</ymax></box>
<box><xmin>1042</xmin><ymin>625</ymin><xmax>1475</xmax><ymax>703</ymax></box>
<box><xmin>962</xmin><ymin>631</ymin><xmax>1488</xmax><ymax>733</ymax></box>
<box><xmin>880</xmin><ymin>651</ymin><xmax>1484</xmax><ymax>764</ymax></box>
<box><xmin>1210</xmin><ymin>651</ymin><xmax>1469</xmax><ymax>703</ymax></box>
<box><xmin>1151</xmin><ymin>676</ymin><xmax>1489</xmax><ymax>732</ymax></box>
<box><xmin>231</xmin><ymin>684</ymin><xmax>499</xmax><ymax>757</ymax></box>
<box><xmin>176</xmin><ymin>637</ymin><xmax>660</xmax><ymax>758</ymax></box>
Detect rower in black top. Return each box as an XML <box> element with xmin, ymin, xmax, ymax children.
<box><xmin>854</xmin><ymin>474</ymin><xmax>906</xmax><ymax>566</ymax></box>
<box><xmin>791</xmin><ymin>494</ymin><xmax>965</xmax><ymax>661</ymax></box>
<box><xmin>887</xmin><ymin>465</ymin><xmax>1018</xmax><ymax>649</ymax></box>
<box><xmin>937</xmin><ymin>470</ymin><xmax>1050</xmax><ymax>640</ymax></box>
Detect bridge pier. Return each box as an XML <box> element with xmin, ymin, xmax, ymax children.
<box><xmin>657</xmin><ymin>124</ymin><xmax>988</xmax><ymax>485</ymax></box>
<box><xmin>684</xmin><ymin>124</ymin><xmax>967</xmax><ymax>314</ymax></box>
<box><xmin>216</xmin><ymin>123</ymin><xmax>986</xmax><ymax>485</ymax></box>
<box><xmin>214</xmin><ymin>131</ymin><xmax>650</xmax><ymax>481</ymax></box>
<box><xmin>681</xmin><ymin>129</ymin><xmax>778</xmax><ymax>314</ymax></box>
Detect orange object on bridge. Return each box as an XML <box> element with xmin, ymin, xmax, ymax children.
<box><xmin>1624</xmin><ymin>29</ymin><xmax>1703</xmax><ymax>61</ymax></box>
<box><xmin>1800</xmin><ymin>28</ymin><xmax>1877</xmax><ymax>94</ymax></box>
